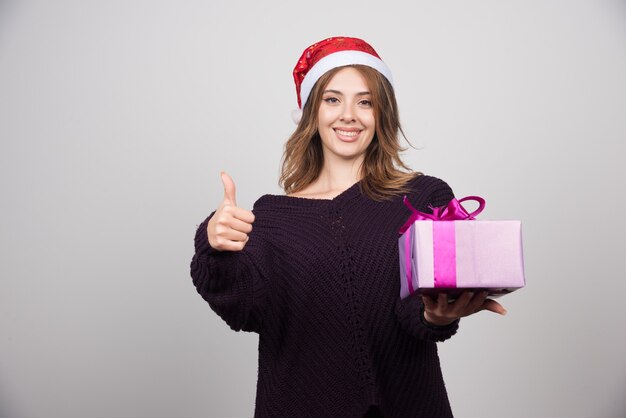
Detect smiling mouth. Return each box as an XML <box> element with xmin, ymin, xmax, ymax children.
<box><xmin>334</xmin><ymin>128</ymin><xmax>361</xmax><ymax>139</ymax></box>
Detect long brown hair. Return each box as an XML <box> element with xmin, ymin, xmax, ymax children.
<box><xmin>280</xmin><ymin>64</ymin><xmax>418</xmax><ymax>201</ymax></box>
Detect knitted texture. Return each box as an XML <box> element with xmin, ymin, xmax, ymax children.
<box><xmin>190</xmin><ymin>174</ymin><xmax>459</xmax><ymax>417</ymax></box>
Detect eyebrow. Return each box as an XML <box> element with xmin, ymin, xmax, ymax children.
<box><xmin>322</xmin><ymin>89</ymin><xmax>371</xmax><ymax>96</ymax></box>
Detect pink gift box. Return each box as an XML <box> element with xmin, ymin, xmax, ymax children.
<box><xmin>398</xmin><ymin>196</ymin><xmax>525</xmax><ymax>299</ymax></box>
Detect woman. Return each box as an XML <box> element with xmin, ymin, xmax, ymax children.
<box><xmin>190</xmin><ymin>36</ymin><xmax>505</xmax><ymax>417</ymax></box>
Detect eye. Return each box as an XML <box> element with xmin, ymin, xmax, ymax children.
<box><xmin>323</xmin><ymin>97</ymin><xmax>339</xmax><ymax>104</ymax></box>
<box><xmin>358</xmin><ymin>99</ymin><xmax>372</xmax><ymax>107</ymax></box>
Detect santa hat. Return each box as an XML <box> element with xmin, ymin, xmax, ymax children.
<box><xmin>291</xmin><ymin>36</ymin><xmax>394</xmax><ymax>123</ymax></box>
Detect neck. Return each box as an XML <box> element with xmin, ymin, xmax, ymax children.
<box><xmin>316</xmin><ymin>154</ymin><xmax>365</xmax><ymax>191</ymax></box>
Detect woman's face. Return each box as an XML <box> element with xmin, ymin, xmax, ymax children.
<box><xmin>317</xmin><ymin>67</ymin><xmax>375</xmax><ymax>165</ymax></box>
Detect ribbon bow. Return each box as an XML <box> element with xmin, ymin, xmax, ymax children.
<box><xmin>399</xmin><ymin>196</ymin><xmax>486</xmax><ymax>234</ymax></box>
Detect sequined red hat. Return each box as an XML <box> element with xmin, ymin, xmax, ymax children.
<box><xmin>293</xmin><ymin>36</ymin><xmax>394</xmax><ymax>110</ymax></box>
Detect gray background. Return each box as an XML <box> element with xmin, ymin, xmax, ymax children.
<box><xmin>1</xmin><ymin>0</ymin><xmax>625</xmax><ymax>417</ymax></box>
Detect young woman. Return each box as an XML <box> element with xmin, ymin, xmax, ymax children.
<box><xmin>190</xmin><ymin>37</ymin><xmax>505</xmax><ymax>418</ymax></box>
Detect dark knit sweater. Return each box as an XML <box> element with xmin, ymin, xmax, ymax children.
<box><xmin>190</xmin><ymin>174</ymin><xmax>460</xmax><ymax>417</ymax></box>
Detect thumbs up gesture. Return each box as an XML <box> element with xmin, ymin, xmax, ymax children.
<box><xmin>207</xmin><ymin>172</ymin><xmax>256</xmax><ymax>251</ymax></box>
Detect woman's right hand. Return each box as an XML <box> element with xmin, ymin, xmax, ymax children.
<box><xmin>207</xmin><ymin>172</ymin><xmax>255</xmax><ymax>251</ymax></box>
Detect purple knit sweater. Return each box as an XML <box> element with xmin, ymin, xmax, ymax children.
<box><xmin>190</xmin><ymin>174</ymin><xmax>460</xmax><ymax>417</ymax></box>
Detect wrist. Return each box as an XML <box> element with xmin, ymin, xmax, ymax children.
<box><xmin>422</xmin><ymin>309</ymin><xmax>456</xmax><ymax>328</ymax></box>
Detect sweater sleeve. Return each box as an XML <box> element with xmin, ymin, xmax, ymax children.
<box><xmin>394</xmin><ymin>175</ymin><xmax>459</xmax><ymax>342</ymax></box>
<box><xmin>189</xmin><ymin>214</ymin><xmax>266</xmax><ymax>333</ymax></box>
<box><xmin>395</xmin><ymin>294</ymin><xmax>459</xmax><ymax>342</ymax></box>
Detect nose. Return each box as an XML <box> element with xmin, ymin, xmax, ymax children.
<box><xmin>340</xmin><ymin>102</ymin><xmax>356</xmax><ymax>122</ymax></box>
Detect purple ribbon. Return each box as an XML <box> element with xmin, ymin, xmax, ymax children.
<box><xmin>433</xmin><ymin>221</ymin><xmax>457</xmax><ymax>288</ymax></box>
<box><xmin>404</xmin><ymin>226</ymin><xmax>414</xmax><ymax>295</ymax></box>
<box><xmin>399</xmin><ymin>195</ymin><xmax>485</xmax><ymax>233</ymax></box>
<box><xmin>400</xmin><ymin>196</ymin><xmax>485</xmax><ymax>292</ymax></box>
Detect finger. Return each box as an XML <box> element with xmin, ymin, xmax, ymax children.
<box><xmin>226</xmin><ymin>217</ymin><xmax>254</xmax><ymax>234</ymax></box>
<box><xmin>422</xmin><ymin>294</ymin><xmax>437</xmax><ymax>311</ymax></box>
<box><xmin>220</xmin><ymin>229</ymin><xmax>249</xmax><ymax>242</ymax></box>
<box><xmin>437</xmin><ymin>292</ymin><xmax>449</xmax><ymax>310</ymax></box>
<box><xmin>221</xmin><ymin>171</ymin><xmax>237</xmax><ymax>206</ymax></box>
<box><xmin>217</xmin><ymin>239</ymin><xmax>247</xmax><ymax>252</ymax></box>
<box><xmin>229</xmin><ymin>207</ymin><xmax>255</xmax><ymax>224</ymax></box>
<box><xmin>466</xmin><ymin>290</ymin><xmax>489</xmax><ymax>313</ymax></box>
<box><xmin>479</xmin><ymin>299</ymin><xmax>508</xmax><ymax>316</ymax></box>
<box><xmin>452</xmin><ymin>291</ymin><xmax>474</xmax><ymax>311</ymax></box>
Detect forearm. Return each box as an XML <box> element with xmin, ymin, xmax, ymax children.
<box><xmin>190</xmin><ymin>216</ymin><xmax>266</xmax><ymax>333</ymax></box>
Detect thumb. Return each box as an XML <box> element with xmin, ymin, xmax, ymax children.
<box><xmin>480</xmin><ymin>299</ymin><xmax>508</xmax><ymax>316</ymax></box>
<box><xmin>221</xmin><ymin>171</ymin><xmax>237</xmax><ymax>206</ymax></box>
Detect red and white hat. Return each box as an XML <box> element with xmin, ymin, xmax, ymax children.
<box><xmin>292</xmin><ymin>36</ymin><xmax>393</xmax><ymax>119</ymax></box>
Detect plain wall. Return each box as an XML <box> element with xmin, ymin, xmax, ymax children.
<box><xmin>1</xmin><ymin>1</ymin><xmax>625</xmax><ymax>417</ymax></box>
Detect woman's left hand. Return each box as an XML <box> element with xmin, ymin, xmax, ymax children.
<box><xmin>422</xmin><ymin>291</ymin><xmax>507</xmax><ymax>327</ymax></box>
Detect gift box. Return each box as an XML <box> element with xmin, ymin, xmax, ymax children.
<box><xmin>398</xmin><ymin>196</ymin><xmax>525</xmax><ymax>299</ymax></box>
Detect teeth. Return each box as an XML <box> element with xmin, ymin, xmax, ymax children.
<box><xmin>336</xmin><ymin>130</ymin><xmax>359</xmax><ymax>137</ymax></box>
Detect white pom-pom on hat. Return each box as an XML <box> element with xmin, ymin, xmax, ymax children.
<box><xmin>291</xmin><ymin>108</ymin><xmax>303</xmax><ymax>125</ymax></box>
